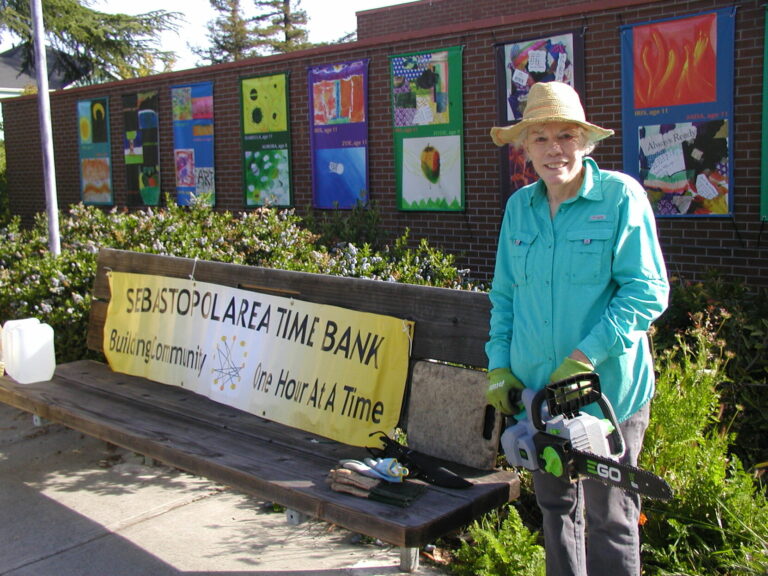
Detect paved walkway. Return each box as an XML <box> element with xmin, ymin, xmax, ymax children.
<box><xmin>0</xmin><ymin>403</ymin><xmax>451</xmax><ymax>576</ymax></box>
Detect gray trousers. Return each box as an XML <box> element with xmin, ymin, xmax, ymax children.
<box><xmin>531</xmin><ymin>403</ymin><xmax>650</xmax><ymax>576</ymax></box>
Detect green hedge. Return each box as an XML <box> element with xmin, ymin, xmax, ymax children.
<box><xmin>0</xmin><ymin>201</ymin><xmax>471</xmax><ymax>362</ymax></box>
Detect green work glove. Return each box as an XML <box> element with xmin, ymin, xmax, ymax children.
<box><xmin>550</xmin><ymin>357</ymin><xmax>594</xmax><ymax>383</ymax></box>
<box><xmin>486</xmin><ymin>368</ymin><xmax>525</xmax><ymax>415</ymax></box>
<box><xmin>549</xmin><ymin>357</ymin><xmax>595</xmax><ymax>407</ymax></box>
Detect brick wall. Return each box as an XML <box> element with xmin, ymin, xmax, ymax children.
<box><xmin>3</xmin><ymin>0</ymin><xmax>767</xmax><ymax>286</ymax></box>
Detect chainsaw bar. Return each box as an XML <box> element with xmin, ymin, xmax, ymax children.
<box><xmin>570</xmin><ymin>448</ymin><xmax>673</xmax><ymax>500</ymax></box>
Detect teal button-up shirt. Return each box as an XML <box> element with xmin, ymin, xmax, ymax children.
<box><xmin>485</xmin><ymin>158</ymin><xmax>669</xmax><ymax>422</ymax></box>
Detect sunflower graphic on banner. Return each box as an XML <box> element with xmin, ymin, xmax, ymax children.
<box><xmin>102</xmin><ymin>272</ymin><xmax>414</xmax><ymax>446</ymax></box>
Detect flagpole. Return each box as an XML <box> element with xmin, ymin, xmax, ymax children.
<box><xmin>30</xmin><ymin>0</ymin><xmax>61</xmax><ymax>256</ymax></box>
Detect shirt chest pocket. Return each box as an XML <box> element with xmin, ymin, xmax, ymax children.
<box><xmin>507</xmin><ymin>231</ymin><xmax>538</xmax><ymax>286</ymax></box>
<box><xmin>566</xmin><ymin>228</ymin><xmax>613</xmax><ymax>285</ymax></box>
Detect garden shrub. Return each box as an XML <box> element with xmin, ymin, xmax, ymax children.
<box><xmin>325</xmin><ymin>229</ymin><xmax>473</xmax><ymax>288</ymax></box>
<box><xmin>653</xmin><ymin>273</ymin><xmax>768</xmax><ymax>471</ymax></box>
<box><xmin>452</xmin><ymin>503</ymin><xmax>545</xmax><ymax>576</ymax></box>
<box><xmin>640</xmin><ymin>311</ymin><xmax>768</xmax><ymax>575</ymax></box>
<box><xmin>303</xmin><ymin>200</ymin><xmax>387</xmax><ymax>250</ymax></box>
<box><xmin>305</xmin><ymin>201</ymin><xmax>476</xmax><ymax>288</ymax></box>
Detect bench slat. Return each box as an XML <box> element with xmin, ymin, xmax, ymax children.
<box><xmin>0</xmin><ymin>361</ymin><xmax>519</xmax><ymax>548</ymax></box>
<box><xmin>91</xmin><ymin>248</ymin><xmax>491</xmax><ymax>368</ymax></box>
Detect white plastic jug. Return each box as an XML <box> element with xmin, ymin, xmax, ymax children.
<box><xmin>2</xmin><ymin>318</ymin><xmax>39</xmax><ymax>366</ymax></box>
<box><xmin>3</xmin><ymin>318</ymin><xmax>56</xmax><ymax>384</ymax></box>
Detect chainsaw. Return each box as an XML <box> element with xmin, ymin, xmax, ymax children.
<box><xmin>500</xmin><ymin>373</ymin><xmax>673</xmax><ymax>500</ymax></box>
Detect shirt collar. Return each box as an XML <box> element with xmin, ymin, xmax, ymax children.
<box><xmin>580</xmin><ymin>157</ymin><xmax>603</xmax><ymax>202</ymax></box>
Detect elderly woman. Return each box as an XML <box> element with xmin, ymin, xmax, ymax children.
<box><xmin>485</xmin><ymin>81</ymin><xmax>669</xmax><ymax>576</ymax></box>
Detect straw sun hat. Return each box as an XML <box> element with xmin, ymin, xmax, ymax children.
<box><xmin>490</xmin><ymin>81</ymin><xmax>614</xmax><ymax>147</ymax></box>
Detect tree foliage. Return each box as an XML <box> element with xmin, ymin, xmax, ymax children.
<box><xmin>251</xmin><ymin>0</ymin><xmax>310</xmax><ymax>54</ymax></box>
<box><xmin>193</xmin><ymin>0</ymin><xmax>310</xmax><ymax>64</ymax></box>
<box><xmin>0</xmin><ymin>0</ymin><xmax>181</xmax><ymax>82</ymax></box>
<box><xmin>192</xmin><ymin>0</ymin><xmax>258</xmax><ymax>64</ymax></box>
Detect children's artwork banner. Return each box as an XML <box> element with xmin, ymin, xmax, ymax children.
<box><xmin>102</xmin><ymin>272</ymin><xmax>414</xmax><ymax>446</ymax></box>
<box><xmin>172</xmin><ymin>82</ymin><xmax>215</xmax><ymax>206</ymax></box>
<box><xmin>77</xmin><ymin>97</ymin><xmax>113</xmax><ymax>205</ymax></box>
<box><xmin>621</xmin><ymin>8</ymin><xmax>735</xmax><ymax>217</ymax></box>
<box><xmin>390</xmin><ymin>46</ymin><xmax>464</xmax><ymax>211</ymax></box>
<box><xmin>308</xmin><ymin>60</ymin><xmax>369</xmax><ymax>209</ymax></box>
<box><xmin>240</xmin><ymin>73</ymin><xmax>292</xmax><ymax>207</ymax></box>
<box><xmin>123</xmin><ymin>91</ymin><xmax>161</xmax><ymax>207</ymax></box>
<box><xmin>494</xmin><ymin>31</ymin><xmax>584</xmax><ymax>202</ymax></box>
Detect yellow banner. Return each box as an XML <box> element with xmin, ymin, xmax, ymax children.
<box><xmin>103</xmin><ymin>272</ymin><xmax>414</xmax><ymax>446</ymax></box>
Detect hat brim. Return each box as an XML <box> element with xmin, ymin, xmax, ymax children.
<box><xmin>490</xmin><ymin>117</ymin><xmax>614</xmax><ymax>147</ymax></box>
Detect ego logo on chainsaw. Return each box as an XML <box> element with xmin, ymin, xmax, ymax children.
<box><xmin>586</xmin><ymin>459</ymin><xmax>622</xmax><ymax>483</ymax></box>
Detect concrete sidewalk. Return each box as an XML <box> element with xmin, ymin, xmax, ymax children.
<box><xmin>0</xmin><ymin>403</ymin><xmax>451</xmax><ymax>576</ymax></box>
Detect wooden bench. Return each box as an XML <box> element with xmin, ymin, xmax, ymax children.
<box><xmin>0</xmin><ymin>247</ymin><xmax>519</xmax><ymax>572</ymax></box>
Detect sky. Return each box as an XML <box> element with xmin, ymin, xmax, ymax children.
<box><xmin>0</xmin><ymin>1</ymin><xmax>411</xmax><ymax>71</ymax></box>
<box><xmin>103</xmin><ymin>0</ymin><xmax>412</xmax><ymax>71</ymax></box>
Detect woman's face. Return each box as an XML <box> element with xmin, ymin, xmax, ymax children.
<box><xmin>524</xmin><ymin>122</ymin><xmax>588</xmax><ymax>191</ymax></box>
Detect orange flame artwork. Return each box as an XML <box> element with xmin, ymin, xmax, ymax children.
<box><xmin>633</xmin><ymin>13</ymin><xmax>717</xmax><ymax>109</ymax></box>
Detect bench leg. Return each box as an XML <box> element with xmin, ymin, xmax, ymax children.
<box><xmin>399</xmin><ymin>547</ymin><xmax>420</xmax><ymax>572</ymax></box>
<box><xmin>285</xmin><ymin>508</ymin><xmax>308</xmax><ymax>525</ymax></box>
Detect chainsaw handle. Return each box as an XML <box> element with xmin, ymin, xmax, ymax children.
<box><xmin>595</xmin><ymin>395</ymin><xmax>625</xmax><ymax>457</ymax></box>
<box><xmin>528</xmin><ymin>387</ymin><xmax>550</xmax><ymax>432</ymax></box>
